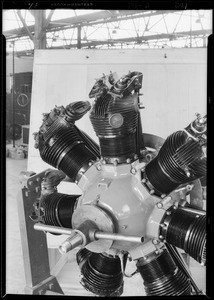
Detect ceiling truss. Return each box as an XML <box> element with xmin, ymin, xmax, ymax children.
<box><xmin>3</xmin><ymin>9</ymin><xmax>212</xmax><ymax>56</ymax></box>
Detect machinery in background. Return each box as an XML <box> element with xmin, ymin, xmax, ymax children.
<box><xmin>20</xmin><ymin>71</ymin><xmax>206</xmax><ymax>296</ymax></box>
<box><xmin>6</xmin><ymin>72</ymin><xmax>32</xmax><ymax>141</ymax></box>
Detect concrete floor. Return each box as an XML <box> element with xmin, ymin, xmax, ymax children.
<box><xmin>5</xmin><ymin>154</ymin><xmax>206</xmax><ymax>296</ymax></box>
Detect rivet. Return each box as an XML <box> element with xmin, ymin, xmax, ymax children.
<box><xmin>157</xmin><ymin>202</ymin><xmax>163</xmax><ymax>208</ymax></box>
<box><xmin>159</xmin><ymin>235</ymin><xmax>164</xmax><ymax>240</ymax></box>
<box><xmin>88</xmin><ymin>162</ymin><xmax>93</xmax><ymax>167</ymax></box>
<box><xmin>166</xmin><ymin>211</ymin><xmax>171</xmax><ymax>215</ymax></box>
<box><xmin>141</xmin><ymin>178</ymin><xmax>146</xmax><ymax>183</ymax></box>
<box><xmin>131</xmin><ymin>168</ymin><xmax>136</xmax><ymax>174</ymax></box>
<box><xmin>150</xmin><ymin>189</ymin><xmax>155</xmax><ymax>195</ymax></box>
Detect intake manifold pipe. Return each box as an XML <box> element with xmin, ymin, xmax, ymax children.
<box><xmin>159</xmin><ymin>206</ymin><xmax>206</xmax><ymax>265</ymax></box>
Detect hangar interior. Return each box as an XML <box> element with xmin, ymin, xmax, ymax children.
<box><xmin>3</xmin><ymin>8</ymin><xmax>211</xmax><ymax>296</ymax></box>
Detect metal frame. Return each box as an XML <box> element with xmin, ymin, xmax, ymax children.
<box><xmin>3</xmin><ymin>9</ymin><xmax>212</xmax><ymax>56</ymax></box>
<box><xmin>17</xmin><ymin>180</ymin><xmax>64</xmax><ymax>295</ymax></box>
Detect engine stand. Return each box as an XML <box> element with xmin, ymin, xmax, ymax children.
<box><xmin>17</xmin><ymin>186</ymin><xmax>64</xmax><ymax>295</ymax></box>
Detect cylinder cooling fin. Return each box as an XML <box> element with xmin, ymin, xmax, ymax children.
<box><xmin>77</xmin><ymin>249</ymin><xmax>124</xmax><ymax>296</ymax></box>
<box><xmin>31</xmin><ymin>71</ymin><xmax>207</xmax><ymax>297</ymax></box>
<box><xmin>89</xmin><ymin>71</ymin><xmax>144</xmax><ymax>164</ymax></box>
<box><xmin>137</xmin><ymin>248</ymin><xmax>192</xmax><ymax>296</ymax></box>
<box><xmin>40</xmin><ymin>193</ymin><xmax>80</xmax><ymax>228</ymax></box>
<box><xmin>144</xmin><ymin>130</ymin><xmax>206</xmax><ymax>196</ymax></box>
<box><xmin>159</xmin><ymin>206</ymin><xmax>206</xmax><ymax>265</ymax></box>
<box><xmin>34</xmin><ymin>102</ymin><xmax>99</xmax><ymax>182</ymax></box>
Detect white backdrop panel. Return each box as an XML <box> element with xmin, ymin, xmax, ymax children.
<box><xmin>28</xmin><ymin>49</ymin><xmax>207</xmax><ymax>177</ymax></box>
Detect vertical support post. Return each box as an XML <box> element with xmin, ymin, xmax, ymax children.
<box><xmin>34</xmin><ymin>10</ymin><xmax>46</xmax><ymax>49</ymax></box>
<box><xmin>17</xmin><ymin>186</ymin><xmax>64</xmax><ymax>295</ymax></box>
<box><xmin>12</xmin><ymin>41</ymin><xmax>15</xmax><ymax>147</ymax></box>
<box><xmin>77</xmin><ymin>26</ymin><xmax>81</xmax><ymax>49</ymax></box>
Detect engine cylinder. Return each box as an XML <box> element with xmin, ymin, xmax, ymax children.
<box><xmin>80</xmin><ymin>252</ymin><xmax>124</xmax><ymax>296</ymax></box>
<box><xmin>137</xmin><ymin>249</ymin><xmax>191</xmax><ymax>296</ymax></box>
<box><xmin>144</xmin><ymin>131</ymin><xmax>206</xmax><ymax>195</ymax></box>
<box><xmin>38</xmin><ymin>124</ymin><xmax>97</xmax><ymax>182</ymax></box>
<box><xmin>41</xmin><ymin>193</ymin><xmax>79</xmax><ymax>228</ymax></box>
<box><xmin>76</xmin><ymin>247</ymin><xmax>92</xmax><ymax>268</ymax></box>
<box><xmin>160</xmin><ymin>207</ymin><xmax>206</xmax><ymax>264</ymax></box>
<box><xmin>90</xmin><ymin>92</ymin><xmax>139</xmax><ymax>163</ymax></box>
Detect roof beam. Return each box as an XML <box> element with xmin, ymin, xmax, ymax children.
<box><xmin>11</xmin><ymin>28</ymin><xmax>209</xmax><ymax>56</ymax></box>
<box><xmin>12</xmin><ymin>28</ymin><xmax>209</xmax><ymax>54</ymax></box>
<box><xmin>57</xmin><ymin>29</ymin><xmax>211</xmax><ymax>48</ymax></box>
<box><xmin>4</xmin><ymin>10</ymin><xmax>178</xmax><ymax>40</ymax></box>
<box><xmin>16</xmin><ymin>10</ymin><xmax>34</xmax><ymax>41</ymax></box>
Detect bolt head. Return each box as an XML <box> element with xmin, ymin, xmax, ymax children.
<box><xmin>157</xmin><ymin>202</ymin><xmax>163</xmax><ymax>208</ymax></box>
<box><xmin>96</xmin><ymin>164</ymin><xmax>102</xmax><ymax>170</ymax></box>
<box><xmin>131</xmin><ymin>168</ymin><xmax>136</xmax><ymax>174</ymax></box>
<box><xmin>152</xmin><ymin>239</ymin><xmax>158</xmax><ymax>245</ymax></box>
